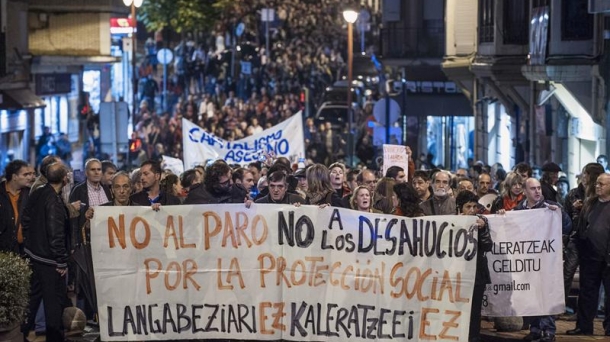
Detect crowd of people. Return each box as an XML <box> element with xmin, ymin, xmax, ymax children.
<box><xmin>2</xmin><ymin>149</ymin><xmax>610</xmax><ymax>341</ymax></box>
<box><xmin>128</xmin><ymin>0</ymin><xmax>381</xmax><ymax>169</ymax></box>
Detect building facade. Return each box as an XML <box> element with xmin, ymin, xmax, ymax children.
<box><xmin>442</xmin><ymin>0</ymin><xmax>607</xmax><ymax>184</ymax></box>
<box><xmin>0</xmin><ymin>0</ymin><xmax>129</xmax><ymax>171</ymax></box>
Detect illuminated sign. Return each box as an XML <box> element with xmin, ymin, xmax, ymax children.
<box><xmin>110</xmin><ymin>18</ymin><xmax>135</xmax><ymax>35</ymax></box>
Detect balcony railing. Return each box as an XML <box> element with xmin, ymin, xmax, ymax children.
<box><xmin>379</xmin><ymin>27</ymin><xmax>445</xmax><ymax>59</ymax></box>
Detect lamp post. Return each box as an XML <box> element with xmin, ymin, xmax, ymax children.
<box><xmin>343</xmin><ymin>9</ymin><xmax>358</xmax><ymax>167</ymax></box>
<box><xmin>124</xmin><ymin>0</ymin><xmax>142</xmax><ymax>131</ymax></box>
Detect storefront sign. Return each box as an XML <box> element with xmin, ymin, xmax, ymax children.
<box><xmin>110</xmin><ymin>17</ymin><xmax>134</xmax><ymax>35</ymax></box>
<box><xmin>405</xmin><ymin>81</ymin><xmax>460</xmax><ymax>94</ymax></box>
<box><xmin>35</xmin><ymin>73</ymin><xmax>72</xmax><ymax>95</ymax></box>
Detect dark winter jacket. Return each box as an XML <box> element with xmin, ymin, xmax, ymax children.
<box><xmin>22</xmin><ymin>184</ymin><xmax>70</xmax><ymax>268</ymax></box>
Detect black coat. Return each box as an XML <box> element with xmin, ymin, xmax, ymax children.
<box><xmin>474</xmin><ymin>215</ymin><xmax>494</xmax><ymax>285</ymax></box>
<box><xmin>130</xmin><ymin>190</ymin><xmax>181</xmax><ymax>206</ymax></box>
<box><xmin>255</xmin><ymin>193</ymin><xmax>303</xmax><ymax>204</ymax></box>
<box><xmin>0</xmin><ymin>181</ymin><xmax>29</xmax><ymax>254</ymax></box>
<box><xmin>184</xmin><ymin>183</ymin><xmax>242</xmax><ymax>204</ymax></box>
<box><xmin>22</xmin><ymin>184</ymin><xmax>70</xmax><ymax>268</ymax></box>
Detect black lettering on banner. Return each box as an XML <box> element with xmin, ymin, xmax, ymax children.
<box><xmin>107</xmin><ymin>306</ymin><xmax>124</xmax><ymax>337</ymax></box>
<box><xmin>278</xmin><ymin>211</ymin><xmax>314</xmax><ymax>247</ymax></box>
<box><xmin>492</xmin><ymin>258</ymin><xmax>541</xmax><ymax>272</ymax></box>
<box><xmin>162</xmin><ymin>303</ymin><xmax>178</xmax><ymax>333</ymax></box>
<box><xmin>176</xmin><ymin>304</ymin><xmax>191</xmax><ymax>332</ymax></box>
<box><xmin>192</xmin><ymin>305</ymin><xmax>205</xmax><ymax>333</ymax></box>
<box><xmin>204</xmin><ymin>304</ymin><xmax>219</xmax><ymax>332</ymax></box>
<box><xmin>328</xmin><ymin>209</ymin><xmax>344</xmax><ymax>231</ymax></box>
<box><xmin>287</xmin><ymin>301</ymin><xmax>412</xmax><ymax>339</ymax></box>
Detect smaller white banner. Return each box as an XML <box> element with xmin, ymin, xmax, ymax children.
<box><xmin>162</xmin><ymin>155</ymin><xmax>184</xmax><ymax>176</ymax></box>
<box><xmin>483</xmin><ymin>209</ymin><xmax>565</xmax><ymax>316</ymax></box>
<box><xmin>382</xmin><ymin>144</ymin><xmax>409</xmax><ymax>178</ymax></box>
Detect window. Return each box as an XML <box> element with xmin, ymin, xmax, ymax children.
<box><xmin>479</xmin><ymin>0</ymin><xmax>495</xmax><ymax>43</ymax></box>
<box><xmin>503</xmin><ymin>0</ymin><xmax>529</xmax><ymax>45</ymax></box>
<box><xmin>562</xmin><ymin>0</ymin><xmax>593</xmax><ymax>40</ymax></box>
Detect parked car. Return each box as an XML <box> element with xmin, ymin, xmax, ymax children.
<box><xmin>313</xmin><ymin>102</ymin><xmax>350</xmax><ymax>131</ymax></box>
<box><xmin>318</xmin><ymin>86</ymin><xmax>362</xmax><ymax>109</ymax></box>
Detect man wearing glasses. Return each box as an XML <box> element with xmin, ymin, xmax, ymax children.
<box><xmin>185</xmin><ymin>160</ymin><xmax>241</xmax><ymax>204</ymax></box>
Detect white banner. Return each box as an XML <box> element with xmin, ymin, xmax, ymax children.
<box><xmin>483</xmin><ymin>209</ymin><xmax>564</xmax><ymax>316</ymax></box>
<box><xmin>182</xmin><ymin>112</ymin><xmax>305</xmax><ymax>169</ymax></box>
<box><xmin>91</xmin><ymin>205</ymin><xmax>479</xmax><ymax>341</ymax></box>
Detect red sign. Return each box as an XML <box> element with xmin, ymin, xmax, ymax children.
<box><xmin>110</xmin><ymin>18</ymin><xmax>134</xmax><ymax>28</ymax></box>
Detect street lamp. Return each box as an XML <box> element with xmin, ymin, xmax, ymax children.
<box><xmin>343</xmin><ymin>9</ymin><xmax>358</xmax><ymax>167</ymax></box>
<box><xmin>124</xmin><ymin>0</ymin><xmax>142</xmax><ymax>134</ymax></box>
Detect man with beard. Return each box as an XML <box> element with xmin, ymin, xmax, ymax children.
<box><xmin>185</xmin><ymin>160</ymin><xmax>242</xmax><ymax>204</ymax></box>
<box><xmin>130</xmin><ymin>160</ymin><xmax>181</xmax><ymax>206</ymax></box>
<box><xmin>22</xmin><ymin>162</ymin><xmax>71</xmax><ymax>341</ymax></box>
<box><xmin>412</xmin><ymin>170</ymin><xmax>432</xmax><ymax>203</ymax></box>
<box><xmin>420</xmin><ymin>170</ymin><xmax>456</xmax><ymax>216</ymax></box>
<box><xmin>0</xmin><ymin>159</ymin><xmax>35</xmax><ymax>254</ymax></box>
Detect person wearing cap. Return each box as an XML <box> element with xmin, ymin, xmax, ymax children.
<box><xmin>541</xmin><ymin>162</ymin><xmax>561</xmax><ymax>203</ymax></box>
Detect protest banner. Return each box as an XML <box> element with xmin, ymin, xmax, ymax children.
<box><xmin>182</xmin><ymin>112</ymin><xmax>305</xmax><ymax>169</ymax></box>
<box><xmin>382</xmin><ymin>144</ymin><xmax>410</xmax><ymax>178</ymax></box>
<box><xmin>91</xmin><ymin>205</ymin><xmax>479</xmax><ymax>341</ymax></box>
<box><xmin>482</xmin><ymin>209</ymin><xmax>564</xmax><ymax>316</ymax></box>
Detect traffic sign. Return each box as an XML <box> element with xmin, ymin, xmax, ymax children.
<box><xmin>157</xmin><ymin>48</ymin><xmax>173</xmax><ymax>65</ymax></box>
<box><xmin>235</xmin><ymin>23</ymin><xmax>245</xmax><ymax>37</ymax></box>
<box><xmin>373</xmin><ymin>98</ymin><xmax>401</xmax><ymax>126</ymax></box>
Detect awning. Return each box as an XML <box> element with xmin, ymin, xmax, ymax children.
<box><xmin>401</xmin><ymin>94</ymin><xmax>473</xmax><ymax>117</ymax></box>
<box><xmin>0</xmin><ymin>88</ymin><xmax>46</xmax><ymax>110</ymax></box>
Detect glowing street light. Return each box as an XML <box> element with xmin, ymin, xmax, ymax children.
<box><xmin>343</xmin><ymin>8</ymin><xmax>358</xmax><ymax>167</ymax></box>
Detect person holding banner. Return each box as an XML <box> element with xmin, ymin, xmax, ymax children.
<box><xmin>185</xmin><ymin>160</ymin><xmax>242</xmax><ymax>204</ymax></box>
<box><xmin>516</xmin><ymin>177</ymin><xmax>572</xmax><ymax>342</ymax></box>
<box><xmin>455</xmin><ymin>191</ymin><xmax>493</xmax><ymax>342</ymax></box>
<box><xmin>254</xmin><ymin>171</ymin><xmax>303</xmax><ymax>204</ymax></box>
<box><xmin>304</xmin><ymin>164</ymin><xmax>345</xmax><ymax>207</ymax></box>
<box><xmin>130</xmin><ymin>160</ymin><xmax>181</xmax><ymax>206</ymax></box>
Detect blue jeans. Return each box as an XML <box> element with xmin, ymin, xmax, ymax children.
<box><xmin>530</xmin><ymin>315</ymin><xmax>556</xmax><ymax>335</ymax></box>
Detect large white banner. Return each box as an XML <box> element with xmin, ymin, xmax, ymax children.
<box><xmin>91</xmin><ymin>205</ymin><xmax>479</xmax><ymax>341</ymax></box>
<box><xmin>483</xmin><ymin>209</ymin><xmax>564</xmax><ymax>316</ymax></box>
<box><xmin>182</xmin><ymin>112</ymin><xmax>305</xmax><ymax>169</ymax></box>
